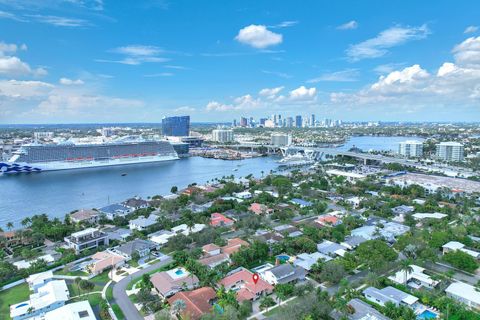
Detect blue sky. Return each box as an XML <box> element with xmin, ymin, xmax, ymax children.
<box><xmin>1</xmin><ymin>0</ymin><xmax>480</xmax><ymax>123</ymax></box>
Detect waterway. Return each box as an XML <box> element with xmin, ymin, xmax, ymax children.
<box><xmin>0</xmin><ymin>135</ymin><xmax>421</xmax><ymax>228</ymax></box>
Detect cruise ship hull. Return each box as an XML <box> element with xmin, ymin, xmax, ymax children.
<box><xmin>0</xmin><ymin>154</ymin><xmax>179</xmax><ymax>174</ymax></box>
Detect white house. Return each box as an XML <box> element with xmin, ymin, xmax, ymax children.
<box><xmin>129</xmin><ymin>215</ymin><xmax>158</xmax><ymax>231</ymax></box>
<box><xmin>445</xmin><ymin>281</ymin><xmax>480</xmax><ymax>310</ymax></box>
<box><xmin>442</xmin><ymin>241</ymin><xmax>480</xmax><ymax>259</ymax></box>
<box><xmin>388</xmin><ymin>265</ymin><xmax>439</xmax><ymax>289</ymax></box>
<box><xmin>233</xmin><ymin>191</ymin><xmax>252</xmax><ymax>200</ymax></box>
<box><xmin>44</xmin><ymin>300</ymin><xmax>96</xmax><ymax>320</ymax></box>
<box><xmin>26</xmin><ymin>270</ymin><xmax>54</xmax><ymax>292</ymax></box>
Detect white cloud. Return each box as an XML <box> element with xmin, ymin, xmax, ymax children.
<box><xmin>0</xmin><ymin>42</ymin><xmax>26</xmax><ymax>55</ymax></box>
<box><xmin>98</xmin><ymin>45</ymin><xmax>169</xmax><ymax>65</ymax></box>
<box><xmin>0</xmin><ymin>55</ymin><xmax>47</xmax><ymax>76</ymax></box>
<box><xmin>307</xmin><ymin>69</ymin><xmax>359</xmax><ymax>83</ymax></box>
<box><xmin>259</xmin><ymin>86</ymin><xmax>284</xmax><ymax>98</ymax></box>
<box><xmin>174</xmin><ymin>106</ymin><xmax>196</xmax><ymax>112</ymax></box>
<box><xmin>452</xmin><ymin>36</ymin><xmax>480</xmax><ymax>67</ymax></box>
<box><xmin>288</xmin><ymin>86</ymin><xmax>317</xmax><ymax>101</ymax></box>
<box><xmin>143</xmin><ymin>72</ymin><xmax>173</xmax><ymax>77</ymax></box>
<box><xmin>235</xmin><ymin>25</ymin><xmax>283</xmax><ymax>49</ymax></box>
<box><xmin>337</xmin><ymin>20</ymin><xmax>358</xmax><ymax>30</ymax></box>
<box><xmin>206</xmin><ymin>101</ymin><xmax>234</xmax><ymax>112</ymax></box>
<box><xmin>270</xmin><ymin>21</ymin><xmax>298</xmax><ymax>28</ymax></box>
<box><xmin>261</xmin><ymin>70</ymin><xmax>292</xmax><ymax>79</ymax></box>
<box><xmin>346</xmin><ymin>24</ymin><xmax>430</xmax><ymax>61</ymax></box>
<box><xmin>27</xmin><ymin>14</ymin><xmax>90</xmax><ymax>27</ymax></box>
<box><xmin>373</xmin><ymin>63</ymin><xmax>407</xmax><ymax>75</ymax></box>
<box><xmin>59</xmin><ymin>78</ymin><xmax>84</xmax><ymax>85</ymax></box>
<box><xmin>464</xmin><ymin>26</ymin><xmax>479</xmax><ymax>34</ymax></box>
<box><xmin>0</xmin><ymin>80</ymin><xmax>53</xmax><ymax>98</ymax></box>
<box><xmin>0</xmin><ymin>10</ymin><xmax>27</xmax><ymax>22</ymax></box>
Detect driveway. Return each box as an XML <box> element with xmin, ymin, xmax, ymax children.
<box><xmin>112</xmin><ymin>256</ymin><xmax>172</xmax><ymax>320</ymax></box>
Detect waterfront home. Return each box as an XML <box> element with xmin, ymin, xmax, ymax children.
<box><xmin>445</xmin><ymin>281</ymin><xmax>480</xmax><ymax>310</ymax></box>
<box><xmin>167</xmin><ymin>287</ymin><xmax>217</xmax><ymax>320</ymax></box>
<box><xmin>26</xmin><ymin>270</ymin><xmax>54</xmax><ymax>292</ymax></box>
<box><xmin>69</xmin><ymin>209</ymin><xmax>101</xmax><ymax>224</ymax></box>
<box><xmin>199</xmin><ymin>238</ymin><xmax>249</xmax><ymax>268</ymax></box>
<box><xmin>10</xmin><ymin>280</ymin><xmax>70</xmax><ymax>320</ymax></box>
<box><xmin>290</xmin><ymin>198</ymin><xmax>312</xmax><ymax>208</ymax></box>
<box><xmin>388</xmin><ymin>265</ymin><xmax>439</xmax><ymax>289</ymax></box>
<box><xmin>44</xmin><ymin>301</ymin><xmax>96</xmax><ymax>320</ymax></box>
<box><xmin>442</xmin><ymin>241</ymin><xmax>480</xmax><ymax>259</ymax></box>
<box><xmin>317</xmin><ymin>240</ymin><xmax>348</xmax><ymax>257</ymax></box>
<box><xmin>262</xmin><ymin>263</ymin><xmax>307</xmax><ymax>285</ymax></box>
<box><xmin>363</xmin><ymin>286</ymin><xmax>418</xmax><ymax>308</ymax></box>
<box><xmin>129</xmin><ymin>214</ymin><xmax>158</xmax><ymax>231</ymax></box>
<box><xmin>114</xmin><ymin>239</ymin><xmax>158</xmax><ymax>260</ymax></box>
<box><xmin>87</xmin><ymin>251</ymin><xmax>126</xmax><ymax>275</ymax></box>
<box><xmin>122</xmin><ymin>196</ymin><xmax>149</xmax><ymax>210</ymax></box>
<box><xmin>210</xmin><ymin>213</ymin><xmax>235</xmax><ymax>227</ymax></box>
<box><xmin>99</xmin><ymin>203</ymin><xmax>132</xmax><ymax>220</ymax></box>
<box><xmin>219</xmin><ymin>268</ymin><xmax>273</xmax><ymax>302</ymax></box>
<box><xmin>64</xmin><ymin>228</ymin><xmax>109</xmax><ymax>254</ymax></box>
<box><xmin>331</xmin><ymin>298</ymin><xmax>390</xmax><ymax>320</ymax></box>
<box><xmin>151</xmin><ymin>267</ymin><xmax>200</xmax><ymax>299</ymax></box>
<box><xmin>293</xmin><ymin>252</ymin><xmax>332</xmax><ymax>270</ymax></box>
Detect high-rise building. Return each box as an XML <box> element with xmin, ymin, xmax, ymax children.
<box><xmin>271</xmin><ymin>133</ymin><xmax>292</xmax><ymax>146</ymax></box>
<box><xmin>310</xmin><ymin>114</ymin><xmax>315</xmax><ymax>127</ymax></box>
<box><xmin>398</xmin><ymin>140</ymin><xmax>423</xmax><ymax>158</ymax></box>
<box><xmin>264</xmin><ymin>119</ymin><xmax>275</xmax><ymax>128</ymax></box>
<box><xmin>286</xmin><ymin>117</ymin><xmax>293</xmax><ymax>128</ymax></box>
<box><xmin>212</xmin><ymin>129</ymin><xmax>234</xmax><ymax>143</ymax></box>
<box><xmin>162</xmin><ymin>116</ymin><xmax>190</xmax><ymax>136</ymax></box>
<box><xmin>259</xmin><ymin>118</ymin><xmax>267</xmax><ymax>126</ymax></box>
<box><xmin>240</xmin><ymin>117</ymin><xmax>248</xmax><ymax>127</ymax></box>
<box><xmin>295</xmin><ymin>115</ymin><xmax>302</xmax><ymax>128</ymax></box>
<box><xmin>436</xmin><ymin>142</ymin><xmax>464</xmax><ymax>162</ymax></box>
<box><xmin>232</xmin><ymin>119</ymin><xmax>237</xmax><ymax>127</ymax></box>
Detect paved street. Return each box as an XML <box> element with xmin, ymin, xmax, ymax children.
<box><xmin>112</xmin><ymin>257</ymin><xmax>172</xmax><ymax>320</ymax></box>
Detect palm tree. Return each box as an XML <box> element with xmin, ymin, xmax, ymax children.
<box><xmin>171</xmin><ymin>299</ymin><xmax>186</xmax><ymax>318</ymax></box>
<box><xmin>6</xmin><ymin>222</ymin><xmax>13</xmax><ymax>231</ymax></box>
<box><xmin>365</xmin><ymin>272</ymin><xmax>380</xmax><ymax>288</ymax></box>
<box><xmin>399</xmin><ymin>259</ymin><xmax>414</xmax><ymax>286</ymax></box>
<box><xmin>74</xmin><ymin>277</ymin><xmax>82</xmax><ymax>296</ymax></box>
<box><xmin>21</xmin><ymin>217</ymin><xmax>31</xmax><ymax>228</ymax></box>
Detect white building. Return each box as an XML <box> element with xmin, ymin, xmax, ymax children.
<box><xmin>129</xmin><ymin>214</ymin><xmax>158</xmax><ymax>231</ymax></box>
<box><xmin>212</xmin><ymin>129</ymin><xmax>234</xmax><ymax>143</ymax></box>
<box><xmin>64</xmin><ymin>228</ymin><xmax>109</xmax><ymax>254</ymax></box>
<box><xmin>26</xmin><ymin>270</ymin><xmax>54</xmax><ymax>292</ymax></box>
<box><xmin>388</xmin><ymin>265</ymin><xmax>439</xmax><ymax>289</ymax></box>
<box><xmin>44</xmin><ymin>300</ymin><xmax>96</xmax><ymax>320</ymax></box>
<box><xmin>436</xmin><ymin>141</ymin><xmax>464</xmax><ymax>162</ymax></box>
<box><xmin>271</xmin><ymin>133</ymin><xmax>292</xmax><ymax>147</ymax></box>
<box><xmin>34</xmin><ymin>131</ymin><xmax>54</xmax><ymax>140</ymax></box>
<box><xmin>398</xmin><ymin>140</ymin><xmax>423</xmax><ymax>158</ymax></box>
<box><xmin>446</xmin><ymin>281</ymin><xmax>480</xmax><ymax>310</ymax></box>
<box><xmin>10</xmin><ymin>280</ymin><xmax>70</xmax><ymax>320</ymax></box>
<box><xmin>326</xmin><ymin>169</ymin><xmax>367</xmax><ymax>183</ymax></box>
<box><xmin>442</xmin><ymin>241</ymin><xmax>480</xmax><ymax>259</ymax></box>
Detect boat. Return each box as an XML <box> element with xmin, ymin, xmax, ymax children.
<box><xmin>277</xmin><ymin>153</ymin><xmax>315</xmax><ymax>167</ymax></box>
<box><xmin>0</xmin><ymin>138</ymin><xmax>179</xmax><ymax>174</ymax></box>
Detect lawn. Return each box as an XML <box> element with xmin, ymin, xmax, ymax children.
<box><xmin>105</xmin><ymin>284</ymin><xmax>114</xmax><ymax>302</ymax></box>
<box><xmin>126</xmin><ymin>261</ymin><xmax>177</xmax><ymax>290</ymax></box>
<box><xmin>111</xmin><ymin>303</ymin><xmax>125</xmax><ymax>320</ymax></box>
<box><xmin>90</xmin><ymin>271</ymin><xmax>112</xmax><ymax>284</ymax></box>
<box><xmin>263</xmin><ymin>297</ymin><xmax>298</xmax><ymax>317</ymax></box>
<box><xmin>54</xmin><ymin>267</ymin><xmax>89</xmax><ymax>277</ymax></box>
<box><xmin>70</xmin><ymin>293</ymin><xmax>104</xmax><ymax>307</ymax></box>
<box><xmin>0</xmin><ymin>283</ymin><xmax>30</xmax><ymax>320</ymax></box>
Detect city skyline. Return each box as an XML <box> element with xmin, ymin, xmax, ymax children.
<box><xmin>1</xmin><ymin>0</ymin><xmax>480</xmax><ymax>123</ymax></box>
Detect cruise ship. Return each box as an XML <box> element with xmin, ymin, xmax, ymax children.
<box><xmin>0</xmin><ymin>139</ymin><xmax>179</xmax><ymax>174</ymax></box>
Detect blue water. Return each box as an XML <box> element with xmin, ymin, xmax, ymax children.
<box><xmin>276</xmin><ymin>255</ymin><xmax>290</xmax><ymax>262</ymax></box>
<box><xmin>0</xmin><ymin>135</ymin><xmax>416</xmax><ymax>229</ymax></box>
<box><xmin>417</xmin><ymin>310</ymin><xmax>438</xmax><ymax>319</ymax></box>
<box><xmin>175</xmin><ymin>269</ymin><xmax>185</xmax><ymax>276</ymax></box>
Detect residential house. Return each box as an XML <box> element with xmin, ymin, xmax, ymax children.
<box><xmin>87</xmin><ymin>251</ymin><xmax>126</xmax><ymax>275</ymax></box>
<box><xmin>70</xmin><ymin>209</ymin><xmax>100</xmax><ymax>224</ymax></box>
<box><xmin>317</xmin><ymin>240</ymin><xmax>348</xmax><ymax>257</ymax></box>
<box><xmin>10</xmin><ymin>280</ymin><xmax>70</xmax><ymax>320</ymax></box>
<box><xmin>442</xmin><ymin>241</ymin><xmax>480</xmax><ymax>259</ymax></box>
<box><xmin>99</xmin><ymin>203</ymin><xmax>132</xmax><ymax>220</ymax></box>
<box><xmin>363</xmin><ymin>286</ymin><xmax>418</xmax><ymax>308</ymax></box>
<box><xmin>326</xmin><ymin>169</ymin><xmax>367</xmax><ymax>183</ymax></box>
<box><xmin>445</xmin><ymin>281</ymin><xmax>480</xmax><ymax>310</ymax></box>
<box><xmin>290</xmin><ymin>198</ymin><xmax>312</xmax><ymax>208</ymax></box>
<box><xmin>262</xmin><ymin>263</ymin><xmax>307</xmax><ymax>285</ymax></box>
<box><xmin>315</xmin><ymin>214</ymin><xmax>342</xmax><ymax>227</ymax></box>
<box><xmin>388</xmin><ymin>265</ymin><xmax>439</xmax><ymax>289</ymax></box>
<box><xmin>273</xmin><ymin>224</ymin><xmax>303</xmax><ymax>238</ymax></box>
<box><xmin>392</xmin><ymin>205</ymin><xmax>415</xmax><ymax>216</ymax></box>
<box><xmin>254</xmin><ymin>229</ymin><xmax>284</xmax><ymax>245</ymax></box>
<box><xmin>151</xmin><ymin>267</ymin><xmax>200</xmax><ymax>298</ymax></box>
<box><xmin>340</xmin><ymin>236</ymin><xmax>368</xmax><ymax>250</ymax></box>
<box><xmin>331</xmin><ymin>298</ymin><xmax>390</xmax><ymax>320</ymax></box>
<box><xmin>412</xmin><ymin>213</ymin><xmax>448</xmax><ymax>220</ymax></box>
<box><xmin>13</xmin><ymin>254</ymin><xmax>57</xmax><ymax>269</ymax></box>
<box><xmin>64</xmin><ymin>228</ymin><xmax>109</xmax><ymax>254</ymax></box>
<box><xmin>219</xmin><ymin>268</ymin><xmax>273</xmax><ymax>302</ymax></box>
<box><xmin>199</xmin><ymin>238</ymin><xmax>249</xmax><ymax>269</ymax></box>
<box><xmin>26</xmin><ymin>270</ymin><xmax>54</xmax><ymax>292</ymax></box>
<box><xmin>167</xmin><ymin>287</ymin><xmax>217</xmax><ymax>320</ymax></box>
<box><xmin>346</xmin><ymin>196</ymin><xmax>362</xmax><ymax>208</ymax></box>
<box><xmin>249</xmin><ymin>203</ymin><xmax>271</xmax><ymax>215</ymax></box>
<box><xmin>233</xmin><ymin>191</ymin><xmax>252</xmax><ymax>200</ymax></box>
<box><xmin>149</xmin><ymin>230</ymin><xmax>175</xmax><ymax>246</ymax></box>
<box><xmin>44</xmin><ymin>301</ymin><xmax>96</xmax><ymax>320</ymax></box>
<box><xmin>122</xmin><ymin>197</ymin><xmax>149</xmax><ymax>210</ymax></box>
<box><xmin>350</xmin><ymin>222</ymin><xmax>409</xmax><ymax>242</ymax></box>
<box><xmin>114</xmin><ymin>239</ymin><xmax>158</xmax><ymax>260</ymax></box>
<box><xmin>210</xmin><ymin>213</ymin><xmax>235</xmax><ymax>227</ymax></box>
<box><xmin>294</xmin><ymin>252</ymin><xmax>331</xmax><ymax>271</ymax></box>
<box><xmin>104</xmin><ymin>227</ymin><xmax>132</xmax><ymax>242</ymax></box>
<box><xmin>129</xmin><ymin>214</ymin><xmax>158</xmax><ymax>231</ymax></box>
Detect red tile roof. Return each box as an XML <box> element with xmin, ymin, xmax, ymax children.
<box><xmin>210</xmin><ymin>213</ymin><xmax>234</xmax><ymax>227</ymax></box>
<box><xmin>167</xmin><ymin>287</ymin><xmax>216</xmax><ymax>320</ymax></box>
<box><xmin>219</xmin><ymin>268</ymin><xmax>273</xmax><ymax>302</ymax></box>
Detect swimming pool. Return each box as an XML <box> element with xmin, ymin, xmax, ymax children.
<box><xmin>276</xmin><ymin>254</ymin><xmax>290</xmax><ymax>262</ymax></box>
<box><xmin>175</xmin><ymin>268</ymin><xmax>185</xmax><ymax>276</ymax></box>
<box><xmin>417</xmin><ymin>310</ymin><xmax>438</xmax><ymax>319</ymax></box>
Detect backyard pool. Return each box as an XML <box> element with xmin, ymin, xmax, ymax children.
<box><xmin>276</xmin><ymin>254</ymin><xmax>291</xmax><ymax>262</ymax></box>
<box><xmin>417</xmin><ymin>310</ymin><xmax>438</xmax><ymax>319</ymax></box>
<box><xmin>175</xmin><ymin>268</ymin><xmax>185</xmax><ymax>276</ymax></box>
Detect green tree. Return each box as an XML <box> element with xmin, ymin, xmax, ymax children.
<box><xmin>444</xmin><ymin>250</ymin><xmax>478</xmax><ymax>273</ymax></box>
<box><xmin>399</xmin><ymin>259</ymin><xmax>414</xmax><ymax>286</ymax></box>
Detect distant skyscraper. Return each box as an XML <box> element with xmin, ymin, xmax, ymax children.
<box><xmin>212</xmin><ymin>129</ymin><xmax>234</xmax><ymax>142</ymax></box>
<box><xmin>162</xmin><ymin>116</ymin><xmax>190</xmax><ymax>136</ymax></box>
<box><xmin>310</xmin><ymin>114</ymin><xmax>315</xmax><ymax>127</ymax></box>
<box><xmin>436</xmin><ymin>142</ymin><xmax>464</xmax><ymax>162</ymax></box>
<box><xmin>295</xmin><ymin>115</ymin><xmax>302</xmax><ymax>128</ymax></box>
<box><xmin>240</xmin><ymin>117</ymin><xmax>248</xmax><ymax>127</ymax></box>
<box><xmin>259</xmin><ymin>118</ymin><xmax>267</xmax><ymax>126</ymax></box>
<box><xmin>286</xmin><ymin>117</ymin><xmax>293</xmax><ymax>127</ymax></box>
<box><xmin>232</xmin><ymin>119</ymin><xmax>237</xmax><ymax>127</ymax></box>
<box><xmin>398</xmin><ymin>140</ymin><xmax>423</xmax><ymax>158</ymax></box>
